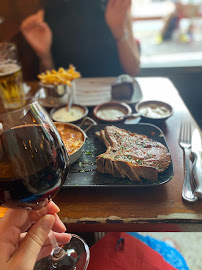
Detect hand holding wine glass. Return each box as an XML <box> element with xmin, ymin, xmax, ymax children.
<box><xmin>0</xmin><ymin>201</ymin><xmax>71</xmax><ymax>270</ymax></box>
<box><xmin>0</xmin><ymin>101</ymin><xmax>90</xmax><ymax>270</ymax></box>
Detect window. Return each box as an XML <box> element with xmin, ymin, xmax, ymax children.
<box><xmin>132</xmin><ymin>0</ymin><xmax>202</xmax><ymax>68</ymax></box>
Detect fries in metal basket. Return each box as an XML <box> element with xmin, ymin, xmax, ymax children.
<box><xmin>38</xmin><ymin>65</ymin><xmax>80</xmax><ymax>86</ymax></box>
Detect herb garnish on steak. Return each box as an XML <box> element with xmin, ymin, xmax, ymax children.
<box><xmin>96</xmin><ymin>126</ymin><xmax>171</xmax><ymax>182</ymax></box>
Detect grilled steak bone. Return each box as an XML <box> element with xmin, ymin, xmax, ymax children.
<box><xmin>96</xmin><ymin>126</ymin><xmax>171</xmax><ymax>182</ymax></box>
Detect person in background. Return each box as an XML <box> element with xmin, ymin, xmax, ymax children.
<box><xmin>0</xmin><ymin>201</ymin><xmax>71</xmax><ymax>270</ymax></box>
<box><xmin>20</xmin><ymin>0</ymin><xmax>140</xmax><ymax>77</ymax></box>
<box><xmin>155</xmin><ymin>0</ymin><xmax>182</xmax><ymax>44</ymax></box>
<box><xmin>156</xmin><ymin>0</ymin><xmax>195</xmax><ymax>44</ymax></box>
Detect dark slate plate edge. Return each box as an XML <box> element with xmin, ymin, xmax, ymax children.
<box><xmin>62</xmin><ymin>123</ymin><xmax>174</xmax><ymax>188</ymax></box>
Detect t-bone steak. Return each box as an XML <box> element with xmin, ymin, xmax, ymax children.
<box><xmin>96</xmin><ymin>126</ymin><xmax>171</xmax><ymax>182</ymax></box>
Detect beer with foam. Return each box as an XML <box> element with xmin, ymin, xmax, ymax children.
<box><xmin>0</xmin><ymin>63</ymin><xmax>25</xmax><ymax>109</ymax></box>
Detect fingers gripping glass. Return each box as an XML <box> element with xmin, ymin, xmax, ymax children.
<box><xmin>0</xmin><ymin>101</ymin><xmax>90</xmax><ymax>270</ymax></box>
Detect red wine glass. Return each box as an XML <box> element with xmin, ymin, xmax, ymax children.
<box><xmin>0</xmin><ymin>101</ymin><xmax>90</xmax><ymax>270</ymax></box>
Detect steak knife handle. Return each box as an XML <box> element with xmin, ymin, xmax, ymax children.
<box><xmin>182</xmin><ymin>148</ymin><xmax>198</xmax><ymax>202</ymax></box>
<box><xmin>193</xmin><ymin>151</ymin><xmax>202</xmax><ymax>198</ymax></box>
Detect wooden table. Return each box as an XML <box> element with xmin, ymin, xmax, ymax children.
<box><xmin>1</xmin><ymin>77</ymin><xmax>202</xmax><ymax>232</ymax></box>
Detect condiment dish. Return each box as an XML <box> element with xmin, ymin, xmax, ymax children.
<box><xmin>50</xmin><ymin>104</ymin><xmax>88</xmax><ymax>123</ymax></box>
<box><xmin>93</xmin><ymin>101</ymin><xmax>132</xmax><ymax>122</ymax></box>
<box><xmin>55</xmin><ymin>122</ymin><xmax>86</xmax><ymax>165</ymax></box>
<box><xmin>135</xmin><ymin>100</ymin><xmax>173</xmax><ymax>122</ymax></box>
<box><xmin>54</xmin><ymin>117</ymin><xmax>96</xmax><ymax>165</ymax></box>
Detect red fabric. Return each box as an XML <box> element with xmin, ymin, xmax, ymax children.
<box><xmin>87</xmin><ymin>232</ymin><xmax>177</xmax><ymax>270</ymax></box>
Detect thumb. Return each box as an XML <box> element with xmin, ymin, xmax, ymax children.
<box><xmin>36</xmin><ymin>9</ymin><xmax>44</xmax><ymax>21</ymax></box>
<box><xmin>11</xmin><ymin>215</ymin><xmax>55</xmax><ymax>269</ymax></box>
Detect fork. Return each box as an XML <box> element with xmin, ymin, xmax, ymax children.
<box><xmin>179</xmin><ymin>121</ymin><xmax>198</xmax><ymax>202</ymax></box>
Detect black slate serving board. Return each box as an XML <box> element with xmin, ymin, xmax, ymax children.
<box><xmin>63</xmin><ymin>123</ymin><xmax>174</xmax><ymax>187</ymax></box>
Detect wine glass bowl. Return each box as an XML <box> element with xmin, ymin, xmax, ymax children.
<box><xmin>0</xmin><ymin>101</ymin><xmax>90</xmax><ymax>269</ymax></box>
<box><xmin>0</xmin><ymin>101</ymin><xmax>70</xmax><ymax>210</ymax></box>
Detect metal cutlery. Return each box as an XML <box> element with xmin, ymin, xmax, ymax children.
<box><xmin>191</xmin><ymin>127</ymin><xmax>202</xmax><ymax>199</ymax></box>
<box><xmin>179</xmin><ymin>121</ymin><xmax>198</xmax><ymax>202</ymax></box>
<box><xmin>66</xmin><ymin>85</ymin><xmax>73</xmax><ymax>111</ymax></box>
<box><xmin>118</xmin><ymin>112</ymin><xmax>142</xmax><ymax>120</ymax></box>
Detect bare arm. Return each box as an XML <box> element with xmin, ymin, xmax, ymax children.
<box><xmin>115</xmin><ymin>14</ymin><xmax>140</xmax><ymax>76</ymax></box>
<box><xmin>38</xmin><ymin>52</ymin><xmax>55</xmax><ymax>72</ymax></box>
<box><xmin>105</xmin><ymin>0</ymin><xmax>140</xmax><ymax>76</ymax></box>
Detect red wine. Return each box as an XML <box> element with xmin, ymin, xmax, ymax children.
<box><xmin>0</xmin><ymin>124</ymin><xmax>69</xmax><ymax>210</ymax></box>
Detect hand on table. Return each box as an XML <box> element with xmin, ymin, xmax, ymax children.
<box><xmin>0</xmin><ymin>201</ymin><xmax>71</xmax><ymax>270</ymax></box>
<box><xmin>105</xmin><ymin>0</ymin><xmax>132</xmax><ymax>40</ymax></box>
<box><xmin>20</xmin><ymin>10</ymin><xmax>53</xmax><ymax>59</ymax></box>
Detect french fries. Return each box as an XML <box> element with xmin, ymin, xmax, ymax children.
<box><xmin>38</xmin><ymin>65</ymin><xmax>81</xmax><ymax>86</ymax></box>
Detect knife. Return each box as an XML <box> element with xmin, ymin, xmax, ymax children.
<box><xmin>191</xmin><ymin>128</ymin><xmax>202</xmax><ymax>198</ymax></box>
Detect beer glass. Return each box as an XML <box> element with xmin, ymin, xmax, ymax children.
<box><xmin>0</xmin><ymin>42</ymin><xmax>26</xmax><ymax>109</ymax></box>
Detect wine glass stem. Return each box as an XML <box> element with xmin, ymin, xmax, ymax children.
<box><xmin>49</xmin><ymin>230</ymin><xmax>61</xmax><ymax>255</ymax></box>
<box><xmin>35</xmin><ymin>209</ymin><xmax>62</xmax><ymax>256</ymax></box>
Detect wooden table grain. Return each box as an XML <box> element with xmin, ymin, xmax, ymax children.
<box><xmin>1</xmin><ymin>77</ymin><xmax>202</xmax><ymax>232</ymax></box>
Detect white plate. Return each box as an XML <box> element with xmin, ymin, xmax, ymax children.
<box><xmin>73</xmin><ymin>77</ymin><xmax>143</xmax><ymax>107</ymax></box>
